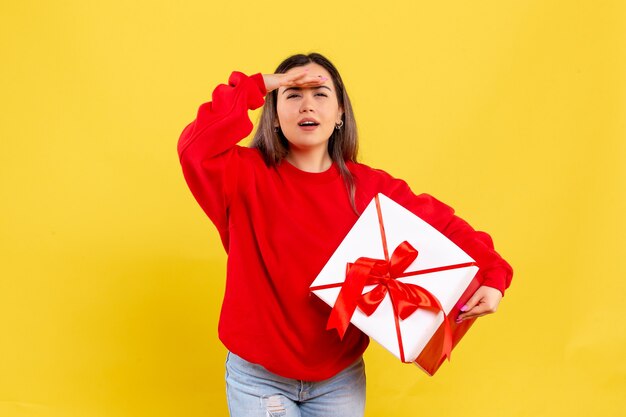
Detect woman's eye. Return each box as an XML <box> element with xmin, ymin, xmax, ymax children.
<box><xmin>286</xmin><ymin>94</ymin><xmax>300</xmax><ymax>99</ymax></box>
<box><xmin>315</xmin><ymin>93</ymin><xmax>328</xmax><ymax>97</ymax></box>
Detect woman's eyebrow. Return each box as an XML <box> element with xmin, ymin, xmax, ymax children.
<box><xmin>282</xmin><ymin>87</ymin><xmax>301</xmax><ymax>94</ymax></box>
<box><xmin>282</xmin><ymin>85</ymin><xmax>332</xmax><ymax>95</ymax></box>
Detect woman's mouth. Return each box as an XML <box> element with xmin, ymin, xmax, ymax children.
<box><xmin>298</xmin><ymin>119</ymin><xmax>320</xmax><ymax>131</ymax></box>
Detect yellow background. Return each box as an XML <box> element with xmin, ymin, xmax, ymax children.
<box><xmin>1</xmin><ymin>1</ymin><xmax>624</xmax><ymax>416</ymax></box>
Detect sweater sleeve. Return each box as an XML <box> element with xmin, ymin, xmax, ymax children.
<box><xmin>383</xmin><ymin>178</ymin><xmax>513</xmax><ymax>295</ymax></box>
<box><xmin>177</xmin><ymin>72</ymin><xmax>267</xmax><ymax>249</ymax></box>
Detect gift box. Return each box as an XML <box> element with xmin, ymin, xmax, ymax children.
<box><xmin>310</xmin><ymin>193</ymin><xmax>482</xmax><ymax>376</ymax></box>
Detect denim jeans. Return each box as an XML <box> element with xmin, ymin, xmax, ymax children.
<box><xmin>225</xmin><ymin>352</ymin><xmax>366</xmax><ymax>417</ymax></box>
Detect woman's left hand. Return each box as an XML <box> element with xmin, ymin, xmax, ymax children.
<box><xmin>456</xmin><ymin>285</ymin><xmax>503</xmax><ymax>323</ymax></box>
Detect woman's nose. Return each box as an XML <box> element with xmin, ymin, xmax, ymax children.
<box><xmin>299</xmin><ymin>94</ymin><xmax>314</xmax><ymax>112</ymax></box>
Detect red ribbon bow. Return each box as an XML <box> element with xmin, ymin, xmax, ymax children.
<box><xmin>326</xmin><ymin>240</ymin><xmax>453</xmax><ymax>363</ymax></box>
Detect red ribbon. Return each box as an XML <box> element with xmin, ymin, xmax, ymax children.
<box><xmin>319</xmin><ymin>195</ymin><xmax>461</xmax><ymax>363</ymax></box>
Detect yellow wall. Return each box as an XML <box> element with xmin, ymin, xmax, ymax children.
<box><xmin>1</xmin><ymin>1</ymin><xmax>624</xmax><ymax>416</ymax></box>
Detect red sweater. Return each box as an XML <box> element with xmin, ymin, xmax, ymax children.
<box><xmin>178</xmin><ymin>71</ymin><xmax>513</xmax><ymax>381</ymax></box>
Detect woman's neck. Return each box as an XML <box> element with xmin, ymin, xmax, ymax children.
<box><xmin>285</xmin><ymin>148</ymin><xmax>332</xmax><ymax>173</ymax></box>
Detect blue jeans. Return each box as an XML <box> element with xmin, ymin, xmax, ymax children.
<box><xmin>225</xmin><ymin>352</ymin><xmax>366</xmax><ymax>417</ymax></box>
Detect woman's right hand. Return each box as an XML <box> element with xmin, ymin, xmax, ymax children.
<box><xmin>262</xmin><ymin>69</ymin><xmax>328</xmax><ymax>93</ymax></box>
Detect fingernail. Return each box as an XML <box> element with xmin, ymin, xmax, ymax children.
<box><xmin>460</xmin><ymin>305</ymin><xmax>469</xmax><ymax>312</ymax></box>
<box><xmin>455</xmin><ymin>318</ymin><xmax>463</xmax><ymax>323</ymax></box>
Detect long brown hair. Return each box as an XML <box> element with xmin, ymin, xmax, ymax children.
<box><xmin>250</xmin><ymin>53</ymin><xmax>359</xmax><ymax>213</ymax></box>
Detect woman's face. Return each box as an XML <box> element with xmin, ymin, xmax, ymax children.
<box><xmin>276</xmin><ymin>63</ymin><xmax>343</xmax><ymax>155</ymax></box>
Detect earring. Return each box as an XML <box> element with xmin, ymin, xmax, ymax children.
<box><xmin>335</xmin><ymin>120</ymin><xmax>344</xmax><ymax>130</ymax></box>
<box><xmin>274</xmin><ymin>126</ymin><xmax>280</xmax><ymax>133</ymax></box>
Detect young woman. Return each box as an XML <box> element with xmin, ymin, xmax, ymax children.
<box><xmin>178</xmin><ymin>53</ymin><xmax>513</xmax><ymax>417</ymax></box>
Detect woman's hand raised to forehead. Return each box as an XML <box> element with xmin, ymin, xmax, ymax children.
<box><xmin>262</xmin><ymin>69</ymin><xmax>328</xmax><ymax>93</ymax></box>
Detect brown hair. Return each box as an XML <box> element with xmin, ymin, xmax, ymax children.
<box><xmin>250</xmin><ymin>53</ymin><xmax>359</xmax><ymax>213</ymax></box>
